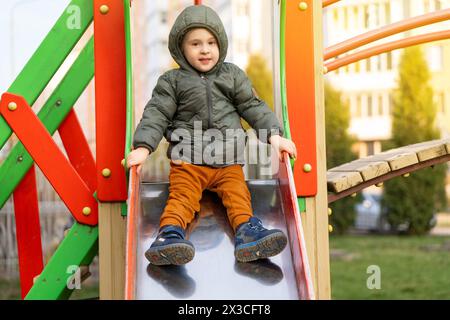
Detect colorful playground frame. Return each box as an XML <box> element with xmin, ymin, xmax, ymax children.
<box><xmin>0</xmin><ymin>0</ymin><xmax>449</xmax><ymax>300</ymax></box>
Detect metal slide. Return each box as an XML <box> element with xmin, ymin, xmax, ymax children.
<box><xmin>123</xmin><ymin>1</ymin><xmax>313</xmax><ymax>301</ymax></box>
<box><xmin>125</xmin><ymin>155</ymin><xmax>314</xmax><ymax>300</ymax></box>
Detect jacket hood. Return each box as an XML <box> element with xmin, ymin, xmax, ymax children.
<box><xmin>168</xmin><ymin>5</ymin><xmax>228</xmax><ymax>74</ymax></box>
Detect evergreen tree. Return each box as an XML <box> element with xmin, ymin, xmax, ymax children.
<box><xmin>325</xmin><ymin>82</ymin><xmax>359</xmax><ymax>234</ymax></box>
<box><xmin>382</xmin><ymin>46</ymin><xmax>447</xmax><ymax>235</ymax></box>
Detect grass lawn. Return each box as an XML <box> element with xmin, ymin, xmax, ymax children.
<box><xmin>0</xmin><ymin>279</ymin><xmax>21</xmax><ymax>300</ymax></box>
<box><xmin>0</xmin><ymin>278</ymin><xmax>98</xmax><ymax>300</ymax></box>
<box><xmin>330</xmin><ymin>234</ymin><xmax>450</xmax><ymax>299</ymax></box>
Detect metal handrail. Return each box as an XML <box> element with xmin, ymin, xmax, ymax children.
<box><xmin>324</xmin><ymin>9</ymin><xmax>450</xmax><ymax>60</ymax></box>
<box><xmin>325</xmin><ymin>30</ymin><xmax>450</xmax><ymax>72</ymax></box>
<box><xmin>323</xmin><ymin>0</ymin><xmax>340</xmax><ymax>8</ymax></box>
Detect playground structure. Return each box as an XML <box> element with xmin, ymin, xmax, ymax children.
<box><xmin>0</xmin><ymin>0</ymin><xmax>449</xmax><ymax>300</ymax></box>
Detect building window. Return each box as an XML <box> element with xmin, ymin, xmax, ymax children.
<box><xmin>424</xmin><ymin>0</ymin><xmax>431</xmax><ymax>13</ymax></box>
<box><xmin>427</xmin><ymin>45</ymin><xmax>443</xmax><ymax>72</ymax></box>
<box><xmin>386</xmin><ymin>52</ymin><xmax>393</xmax><ymax>70</ymax></box>
<box><xmin>367</xmin><ymin>94</ymin><xmax>373</xmax><ymax>117</ymax></box>
<box><xmin>161</xmin><ymin>11</ymin><xmax>167</xmax><ymax>24</ymax></box>
<box><xmin>376</xmin><ymin>55</ymin><xmax>382</xmax><ymax>71</ymax></box>
<box><xmin>237</xmin><ymin>2</ymin><xmax>249</xmax><ymax>16</ymax></box>
<box><xmin>355</xmin><ymin>61</ymin><xmax>360</xmax><ymax>73</ymax></box>
<box><xmin>366</xmin><ymin>141</ymin><xmax>375</xmax><ymax>156</ymax></box>
<box><xmin>356</xmin><ymin>95</ymin><xmax>362</xmax><ymax>117</ymax></box>
<box><xmin>343</xmin><ymin>7</ymin><xmax>348</xmax><ymax>29</ymax></box>
<box><xmin>333</xmin><ymin>9</ymin><xmax>339</xmax><ymax>23</ymax></box>
<box><xmin>378</xmin><ymin>95</ymin><xmax>384</xmax><ymax>116</ymax></box>
<box><xmin>436</xmin><ymin>92</ymin><xmax>445</xmax><ymax>113</ymax></box>
<box><xmin>366</xmin><ymin>58</ymin><xmax>371</xmax><ymax>72</ymax></box>
<box><xmin>353</xmin><ymin>6</ymin><xmax>359</xmax><ymax>28</ymax></box>
<box><xmin>435</xmin><ymin>0</ymin><xmax>442</xmax><ymax>11</ymax></box>
<box><xmin>385</xmin><ymin>2</ymin><xmax>391</xmax><ymax>24</ymax></box>
<box><xmin>374</xmin><ymin>3</ymin><xmax>380</xmax><ymax>26</ymax></box>
<box><xmin>364</xmin><ymin>5</ymin><xmax>370</xmax><ymax>28</ymax></box>
<box><xmin>388</xmin><ymin>93</ymin><xmax>394</xmax><ymax>115</ymax></box>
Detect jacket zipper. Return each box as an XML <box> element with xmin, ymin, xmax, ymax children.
<box><xmin>201</xmin><ymin>74</ymin><xmax>213</xmax><ymax>129</ymax></box>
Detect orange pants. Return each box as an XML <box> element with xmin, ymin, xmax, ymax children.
<box><xmin>160</xmin><ymin>161</ymin><xmax>253</xmax><ymax>232</ymax></box>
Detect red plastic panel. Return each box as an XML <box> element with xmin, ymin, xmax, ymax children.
<box><xmin>59</xmin><ymin>110</ymin><xmax>97</xmax><ymax>193</ymax></box>
<box><xmin>93</xmin><ymin>0</ymin><xmax>127</xmax><ymax>201</ymax></box>
<box><xmin>125</xmin><ymin>166</ymin><xmax>140</xmax><ymax>300</ymax></box>
<box><xmin>285</xmin><ymin>0</ymin><xmax>317</xmax><ymax>196</ymax></box>
<box><xmin>278</xmin><ymin>153</ymin><xmax>315</xmax><ymax>299</ymax></box>
<box><xmin>13</xmin><ymin>166</ymin><xmax>44</xmax><ymax>299</ymax></box>
<box><xmin>0</xmin><ymin>93</ymin><xmax>98</xmax><ymax>226</ymax></box>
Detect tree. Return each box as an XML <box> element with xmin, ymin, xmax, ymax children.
<box><xmin>246</xmin><ymin>54</ymin><xmax>274</xmax><ymax>110</ymax></box>
<box><xmin>325</xmin><ymin>82</ymin><xmax>359</xmax><ymax>234</ymax></box>
<box><xmin>382</xmin><ymin>46</ymin><xmax>447</xmax><ymax>235</ymax></box>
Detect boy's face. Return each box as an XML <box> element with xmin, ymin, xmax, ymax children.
<box><xmin>182</xmin><ymin>28</ymin><xmax>219</xmax><ymax>73</ymax></box>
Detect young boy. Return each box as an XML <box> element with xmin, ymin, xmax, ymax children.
<box><xmin>127</xmin><ymin>5</ymin><xmax>297</xmax><ymax>266</ymax></box>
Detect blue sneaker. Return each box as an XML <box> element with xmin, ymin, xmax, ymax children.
<box><xmin>234</xmin><ymin>217</ymin><xmax>287</xmax><ymax>262</ymax></box>
<box><xmin>145</xmin><ymin>225</ymin><xmax>195</xmax><ymax>266</ymax></box>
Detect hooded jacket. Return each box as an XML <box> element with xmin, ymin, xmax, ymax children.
<box><xmin>133</xmin><ymin>5</ymin><xmax>283</xmax><ymax>166</ymax></box>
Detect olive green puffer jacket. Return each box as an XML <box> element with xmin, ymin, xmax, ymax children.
<box><xmin>133</xmin><ymin>5</ymin><xmax>283</xmax><ymax>166</ymax></box>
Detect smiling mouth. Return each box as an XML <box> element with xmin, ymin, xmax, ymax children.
<box><xmin>199</xmin><ymin>58</ymin><xmax>211</xmax><ymax>63</ymax></box>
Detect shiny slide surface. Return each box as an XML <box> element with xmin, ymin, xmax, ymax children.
<box><xmin>125</xmin><ymin>155</ymin><xmax>314</xmax><ymax>300</ymax></box>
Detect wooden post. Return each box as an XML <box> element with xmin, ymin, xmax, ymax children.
<box><xmin>284</xmin><ymin>0</ymin><xmax>330</xmax><ymax>299</ymax></box>
<box><xmin>98</xmin><ymin>203</ymin><xmax>126</xmax><ymax>299</ymax></box>
<box><xmin>93</xmin><ymin>0</ymin><xmax>128</xmax><ymax>299</ymax></box>
<box><xmin>305</xmin><ymin>0</ymin><xmax>331</xmax><ymax>299</ymax></box>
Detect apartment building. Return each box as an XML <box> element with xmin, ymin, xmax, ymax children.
<box><xmin>324</xmin><ymin>0</ymin><xmax>450</xmax><ymax>158</ymax></box>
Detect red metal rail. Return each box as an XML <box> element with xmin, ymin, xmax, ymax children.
<box><xmin>324</xmin><ymin>9</ymin><xmax>450</xmax><ymax>60</ymax></box>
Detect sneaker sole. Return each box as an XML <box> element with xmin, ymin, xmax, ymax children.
<box><xmin>235</xmin><ymin>232</ymin><xmax>288</xmax><ymax>263</ymax></box>
<box><xmin>145</xmin><ymin>243</ymin><xmax>195</xmax><ymax>266</ymax></box>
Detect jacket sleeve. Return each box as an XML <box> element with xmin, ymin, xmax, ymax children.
<box><xmin>233</xmin><ymin>66</ymin><xmax>284</xmax><ymax>143</ymax></box>
<box><xmin>132</xmin><ymin>73</ymin><xmax>177</xmax><ymax>152</ymax></box>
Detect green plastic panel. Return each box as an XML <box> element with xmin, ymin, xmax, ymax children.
<box><xmin>124</xmin><ymin>0</ymin><xmax>134</xmax><ymax>162</ymax></box>
<box><xmin>0</xmin><ymin>0</ymin><xmax>93</xmax><ymax>150</ymax></box>
<box><xmin>25</xmin><ymin>222</ymin><xmax>98</xmax><ymax>300</ymax></box>
<box><xmin>123</xmin><ymin>0</ymin><xmax>134</xmax><ymax>217</ymax></box>
<box><xmin>279</xmin><ymin>0</ymin><xmax>292</xmax><ymax>142</ymax></box>
<box><xmin>0</xmin><ymin>38</ymin><xmax>94</xmax><ymax>209</ymax></box>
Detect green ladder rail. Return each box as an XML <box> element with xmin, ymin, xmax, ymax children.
<box><xmin>0</xmin><ymin>1</ymin><xmax>98</xmax><ymax>300</ymax></box>
<box><xmin>0</xmin><ymin>0</ymin><xmax>93</xmax><ymax>150</ymax></box>
<box><xmin>25</xmin><ymin>223</ymin><xmax>98</xmax><ymax>300</ymax></box>
<box><xmin>123</xmin><ymin>0</ymin><xmax>134</xmax><ymax>217</ymax></box>
<box><xmin>0</xmin><ymin>38</ymin><xmax>94</xmax><ymax>209</ymax></box>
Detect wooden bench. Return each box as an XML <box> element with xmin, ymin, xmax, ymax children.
<box><xmin>327</xmin><ymin>139</ymin><xmax>450</xmax><ymax>203</ymax></box>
